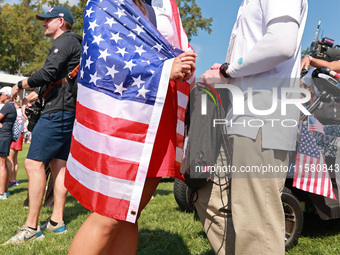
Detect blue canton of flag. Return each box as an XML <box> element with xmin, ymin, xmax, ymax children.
<box><xmin>79</xmin><ymin>0</ymin><xmax>182</xmax><ymax>105</ymax></box>
<box><xmin>298</xmin><ymin>124</ymin><xmax>321</xmax><ymax>158</ymax></box>
<box><xmin>308</xmin><ymin>116</ymin><xmax>325</xmax><ymax>135</ymax></box>
<box><xmin>294</xmin><ymin>123</ymin><xmax>336</xmax><ymax>199</ymax></box>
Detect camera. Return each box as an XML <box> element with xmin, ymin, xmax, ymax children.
<box><xmin>309</xmin><ymin>37</ymin><xmax>340</xmax><ymax>62</ymax></box>
<box><xmin>25</xmin><ymin>103</ymin><xmax>42</xmax><ymax>132</ymax></box>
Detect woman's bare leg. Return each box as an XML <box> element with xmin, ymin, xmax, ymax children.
<box><xmin>68</xmin><ymin>177</ymin><xmax>161</xmax><ymax>255</ymax></box>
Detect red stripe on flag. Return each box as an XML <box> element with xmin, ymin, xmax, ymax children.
<box><xmin>176</xmin><ymin>80</ymin><xmax>190</xmax><ymax>96</ymax></box>
<box><xmin>65</xmin><ymin>169</ymin><xmax>131</xmax><ymax>221</ymax></box>
<box><xmin>320</xmin><ymin>159</ymin><xmax>326</xmax><ymax>196</ymax></box>
<box><xmin>177</xmin><ymin>106</ymin><xmax>186</xmax><ymax>123</ymax></box>
<box><xmin>176</xmin><ymin>133</ymin><xmax>184</xmax><ymax>149</ymax></box>
<box><xmin>76</xmin><ymin>102</ymin><xmax>148</xmax><ymax>143</ymax></box>
<box><xmin>174</xmin><ymin>161</ymin><xmax>181</xmax><ymax>178</ymax></box>
<box><xmin>70</xmin><ymin>137</ymin><xmax>139</xmax><ymax>181</ymax></box>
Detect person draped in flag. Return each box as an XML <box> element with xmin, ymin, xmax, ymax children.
<box><xmin>66</xmin><ymin>0</ymin><xmax>196</xmax><ymax>254</ymax></box>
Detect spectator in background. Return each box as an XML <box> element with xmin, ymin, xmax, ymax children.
<box><xmin>7</xmin><ymin>99</ymin><xmax>24</xmax><ymax>187</ymax></box>
<box><xmin>301</xmin><ymin>55</ymin><xmax>340</xmax><ymax>72</ymax></box>
<box><xmin>0</xmin><ymin>87</ymin><xmax>17</xmax><ymax>199</ymax></box>
<box><xmin>3</xmin><ymin>6</ymin><xmax>81</xmax><ymax>244</ymax></box>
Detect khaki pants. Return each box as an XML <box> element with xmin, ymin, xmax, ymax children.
<box><xmin>195</xmin><ymin>130</ymin><xmax>288</xmax><ymax>255</ymax></box>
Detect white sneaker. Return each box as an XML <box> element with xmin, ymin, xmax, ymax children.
<box><xmin>41</xmin><ymin>219</ymin><xmax>67</xmax><ymax>234</ymax></box>
<box><xmin>0</xmin><ymin>193</ymin><xmax>8</xmax><ymax>200</ymax></box>
<box><xmin>2</xmin><ymin>225</ymin><xmax>45</xmax><ymax>245</ymax></box>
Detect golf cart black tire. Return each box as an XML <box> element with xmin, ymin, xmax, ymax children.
<box><xmin>282</xmin><ymin>187</ymin><xmax>303</xmax><ymax>250</ymax></box>
<box><xmin>173</xmin><ymin>178</ymin><xmax>195</xmax><ymax>213</ymax></box>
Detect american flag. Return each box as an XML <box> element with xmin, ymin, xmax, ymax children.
<box><xmin>293</xmin><ymin>124</ymin><xmax>336</xmax><ymax>199</ymax></box>
<box><xmin>308</xmin><ymin>116</ymin><xmax>325</xmax><ymax>135</ymax></box>
<box><xmin>65</xmin><ymin>0</ymin><xmax>192</xmax><ymax>223</ymax></box>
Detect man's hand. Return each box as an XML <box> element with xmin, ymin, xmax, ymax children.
<box><xmin>21</xmin><ymin>97</ymin><xmax>32</xmax><ymax>119</ymax></box>
<box><xmin>170</xmin><ymin>51</ymin><xmax>197</xmax><ymax>81</ymax></box>
<box><xmin>199</xmin><ymin>63</ymin><xmax>229</xmax><ymax>86</ymax></box>
<box><xmin>11</xmin><ymin>84</ymin><xmax>21</xmax><ymax>99</ymax></box>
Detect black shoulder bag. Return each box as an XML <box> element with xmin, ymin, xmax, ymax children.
<box><xmin>180</xmin><ymin>83</ymin><xmax>232</xmax><ymax>190</ymax></box>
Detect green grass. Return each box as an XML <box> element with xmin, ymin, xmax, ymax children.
<box><xmin>1</xmin><ymin>143</ymin><xmax>340</xmax><ymax>254</ymax></box>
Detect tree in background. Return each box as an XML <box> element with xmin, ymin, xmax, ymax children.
<box><xmin>0</xmin><ymin>0</ymin><xmax>212</xmax><ymax>76</ymax></box>
<box><xmin>176</xmin><ymin>0</ymin><xmax>212</xmax><ymax>40</ymax></box>
<box><xmin>0</xmin><ymin>0</ymin><xmax>49</xmax><ymax>75</ymax></box>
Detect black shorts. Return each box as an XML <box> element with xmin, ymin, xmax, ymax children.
<box><xmin>0</xmin><ymin>138</ymin><xmax>12</xmax><ymax>156</ymax></box>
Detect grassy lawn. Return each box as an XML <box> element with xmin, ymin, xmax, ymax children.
<box><xmin>1</xmin><ymin>144</ymin><xmax>340</xmax><ymax>254</ymax></box>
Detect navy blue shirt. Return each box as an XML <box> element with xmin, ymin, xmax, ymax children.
<box><xmin>0</xmin><ymin>102</ymin><xmax>17</xmax><ymax>140</ymax></box>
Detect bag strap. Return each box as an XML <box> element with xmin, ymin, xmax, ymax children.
<box><xmin>40</xmin><ymin>64</ymin><xmax>80</xmax><ymax>100</ymax></box>
<box><xmin>197</xmin><ymin>83</ymin><xmax>233</xmax><ymax>170</ymax></box>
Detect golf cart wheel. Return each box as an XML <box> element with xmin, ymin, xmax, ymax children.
<box><xmin>173</xmin><ymin>178</ymin><xmax>195</xmax><ymax>212</ymax></box>
<box><xmin>282</xmin><ymin>187</ymin><xmax>303</xmax><ymax>250</ymax></box>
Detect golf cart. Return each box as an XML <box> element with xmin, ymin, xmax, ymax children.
<box><xmin>173</xmin><ymin>67</ymin><xmax>340</xmax><ymax>250</ymax></box>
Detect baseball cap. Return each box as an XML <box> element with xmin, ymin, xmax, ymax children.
<box><xmin>0</xmin><ymin>86</ymin><xmax>12</xmax><ymax>96</ymax></box>
<box><xmin>36</xmin><ymin>6</ymin><xmax>74</xmax><ymax>25</ymax></box>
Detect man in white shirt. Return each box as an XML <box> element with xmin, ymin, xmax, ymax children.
<box><xmin>195</xmin><ymin>1</ymin><xmax>308</xmax><ymax>254</ymax></box>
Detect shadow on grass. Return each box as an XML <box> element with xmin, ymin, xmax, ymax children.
<box><xmin>16</xmin><ymin>179</ymin><xmax>28</xmax><ymax>184</ymax></box>
<box><xmin>300</xmin><ymin>213</ymin><xmax>340</xmax><ymax>239</ymax></box>
<box><xmin>153</xmin><ymin>188</ymin><xmax>173</xmax><ymax>197</ymax></box>
<box><xmin>62</xmin><ymin>195</ymin><xmax>90</xmax><ymax>225</ymax></box>
<box><xmin>138</xmin><ymin>228</ymin><xmax>214</xmax><ymax>255</ymax></box>
<box><xmin>7</xmin><ymin>187</ymin><xmax>28</xmax><ymax>196</ymax></box>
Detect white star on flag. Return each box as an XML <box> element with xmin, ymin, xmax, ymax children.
<box><xmin>85</xmin><ymin>56</ymin><xmax>94</xmax><ymax>69</ymax></box>
<box><xmin>131</xmin><ymin>75</ymin><xmax>145</xmax><ymax>88</ymax></box>
<box><xmin>141</xmin><ymin>60</ymin><xmax>150</xmax><ymax>65</ymax></box>
<box><xmin>105</xmin><ymin>17</ymin><xmax>117</xmax><ymax>27</ymax></box>
<box><xmin>115</xmin><ymin>0</ymin><xmax>125</xmax><ymax>5</ymax></box>
<box><xmin>106</xmin><ymin>64</ymin><xmax>119</xmax><ymax>79</ymax></box>
<box><xmin>116</xmin><ymin>47</ymin><xmax>128</xmax><ymax>57</ymax></box>
<box><xmin>85</xmin><ymin>6</ymin><xmax>94</xmax><ymax>17</ymax></box>
<box><xmin>88</xmin><ymin>20</ymin><xmax>99</xmax><ymax>31</ymax></box>
<box><xmin>133</xmin><ymin>25</ymin><xmax>144</xmax><ymax>35</ymax></box>
<box><xmin>127</xmin><ymin>31</ymin><xmax>137</xmax><ymax>40</ymax></box>
<box><xmin>152</xmin><ymin>43</ymin><xmax>162</xmax><ymax>52</ymax></box>
<box><xmin>99</xmin><ymin>49</ymin><xmax>111</xmax><ymax>61</ymax></box>
<box><xmin>83</xmin><ymin>42</ymin><xmax>89</xmax><ymax>55</ymax></box>
<box><xmin>123</xmin><ymin>59</ymin><xmax>137</xmax><ymax>71</ymax></box>
<box><xmin>114</xmin><ymin>82</ymin><xmax>127</xmax><ymax>95</ymax></box>
<box><xmin>134</xmin><ymin>45</ymin><xmax>146</xmax><ymax>57</ymax></box>
<box><xmin>80</xmin><ymin>68</ymin><xmax>84</xmax><ymax>79</ymax></box>
<box><xmin>92</xmin><ymin>34</ymin><xmax>104</xmax><ymax>45</ymax></box>
<box><xmin>89</xmin><ymin>71</ymin><xmax>100</xmax><ymax>85</ymax></box>
<box><xmin>114</xmin><ymin>8</ymin><xmax>126</xmax><ymax>18</ymax></box>
<box><xmin>137</xmin><ymin>86</ymin><xmax>150</xmax><ymax>98</ymax></box>
<box><xmin>110</xmin><ymin>32</ymin><xmax>122</xmax><ymax>44</ymax></box>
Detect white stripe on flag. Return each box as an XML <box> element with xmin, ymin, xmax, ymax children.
<box><xmin>73</xmin><ymin>120</ymin><xmax>143</xmax><ymax>163</ymax></box>
<box><xmin>126</xmin><ymin>58</ymin><xmax>173</xmax><ymax>223</ymax></box>
<box><xmin>176</xmin><ymin>119</ymin><xmax>185</xmax><ymax>135</ymax></box>
<box><xmin>67</xmin><ymin>154</ymin><xmax>134</xmax><ymax>200</ymax></box>
<box><xmin>177</xmin><ymin>91</ymin><xmax>188</xmax><ymax>109</ymax></box>
<box><xmin>176</xmin><ymin>147</ymin><xmax>183</xmax><ymax>162</ymax></box>
<box><xmin>77</xmin><ymin>83</ymin><xmax>154</xmax><ymax>125</ymax></box>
